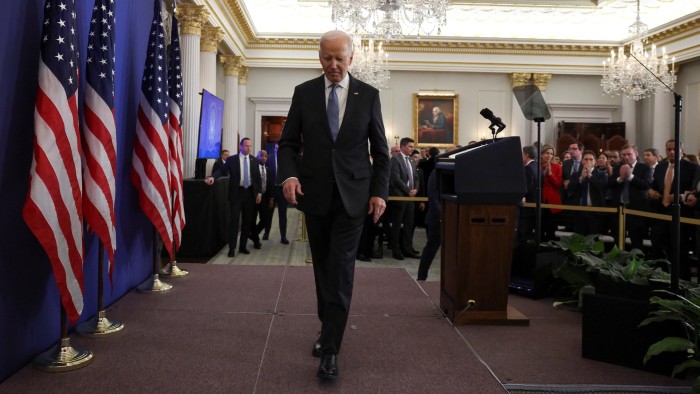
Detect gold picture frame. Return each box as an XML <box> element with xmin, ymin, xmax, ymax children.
<box><xmin>413</xmin><ymin>92</ymin><xmax>458</xmax><ymax>148</ymax></box>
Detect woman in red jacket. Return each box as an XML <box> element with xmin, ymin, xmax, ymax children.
<box><xmin>541</xmin><ymin>144</ymin><xmax>562</xmax><ymax>241</ymax></box>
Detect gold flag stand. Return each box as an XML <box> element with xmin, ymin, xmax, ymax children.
<box><xmin>34</xmin><ymin>306</ymin><xmax>93</xmax><ymax>372</ymax></box>
<box><xmin>77</xmin><ymin>244</ymin><xmax>124</xmax><ymax>337</ymax></box>
<box><xmin>139</xmin><ymin>228</ymin><xmax>172</xmax><ymax>292</ymax></box>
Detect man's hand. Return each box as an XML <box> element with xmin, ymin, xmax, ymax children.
<box><xmin>419</xmin><ymin>202</ymin><xmax>426</xmax><ymax>211</ymax></box>
<box><xmin>204</xmin><ymin>176</ymin><xmax>215</xmax><ymax>186</ymax></box>
<box><xmin>256</xmin><ymin>194</ymin><xmax>262</xmax><ymax>204</ymax></box>
<box><xmin>283</xmin><ymin>178</ymin><xmax>303</xmax><ymax>205</ymax></box>
<box><xmin>408</xmin><ymin>189</ymin><xmax>418</xmax><ymax>197</ymax></box>
<box><xmin>685</xmin><ymin>192</ymin><xmax>697</xmax><ymax>207</ymax></box>
<box><xmin>648</xmin><ymin>189</ymin><xmax>661</xmax><ymax>200</ymax></box>
<box><xmin>368</xmin><ymin>197</ymin><xmax>386</xmax><ymax>223</ymax></box>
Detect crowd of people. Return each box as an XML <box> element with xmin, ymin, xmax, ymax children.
<box><xmin>517</xmin><ymin>139</ymin><xmax>700</xmax><ymax>281</ymax></box>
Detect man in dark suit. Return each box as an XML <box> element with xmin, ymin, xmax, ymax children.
<box><xmin>516</xmin><ymin>145</ymin><xmax>538</xmax><ymax>245</ymax></box>
<box><xmin>389</xmin><ymin>137</ymin><xmax>420</xmax><ymax>260</ymax></box>
<box><xmin>610</xmin><ymin>144</ymin><xmax>652</xmax><ymax>252</ymax></box>
<box><xmin>266</xmin><ymin>143</ymin><xmax>290</xmax><ymax>244</ymax></box>
<box><xmin>569</xmin><ymin>150</ymin><xmax>608</xmax><ymax>235</ymax></box>
<box><xmin>211</xmin><ymin>149</ymin><xmax>229</xmax><ymax>175</ymax></box>
<box><xmin>649</xmin><ymin>139</ymin><xmax>699</xmax><ymax>279</ymax></box>
<box><xmin>251</xmin><ymin>150</ymin><xmax>273</xmax><ymax>249</ymax></box>
<box><xmin>205</xmin><ymin>138</ymin><xmax>262</xmax><ymax>257</ymax></box>
<box><xmin>277</xmin><ymin>30</ymin><xmax>390</xmax><ymax>381</ymax></box>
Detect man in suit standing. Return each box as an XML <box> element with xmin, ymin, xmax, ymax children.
<box><xmin>266</xmin><ymin>143</ymin><xmax>290</xmax><ymax>244</ymax></box>
<box><xmin>612</xmin><ymin>144</ymin><xmax>652</xmax><ymax>252</ymax></box>
<box><xmin>211</xmin><ymin>149</ymin><xmax>229</xmax><ymax>175</ymax></box>
<box><xmin>569</xmin><ymin>150</ymin><xmax>608</xmax><ymax>235</ymax></box>
<box><xmin>389</xmin><ymin>137</ymin><xmax>420</xmax><ymax>260</ymax></box>
<box><xmin>517</xmin><ymin>145</ymin><xmax>538</xmax><ymax>245</ymax></box>
<box><xmin>251</xmin><ymin>150</ymin><xmax>272</xmax><ymax>249</ymax></box>
<box><xmin>277</xmin><ymin>30</ymin><xmax>390</xmax><ymax>380</ymax></box>
<box><xmin>649</xmin><ymin>139</ymin><xmax>698</xmax><ymax>279</ymax></box>
<box><xmin>205</xmin><ymin>138</ymin><xmax>262</xmax><ymax>257</ymax></box>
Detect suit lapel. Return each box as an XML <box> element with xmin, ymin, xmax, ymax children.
<box><xmin>337</xmin><ymin>75</ymin><xmax>360</xmax><ymax>142</ymax></box>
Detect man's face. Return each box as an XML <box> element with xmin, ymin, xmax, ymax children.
<box><xmin>582</xmin><ymin>153</ymin><xmax>596</xmax><ymax>167</ymax></box>
<box><xmin>411</xmin><ymin>153</ymin><xmax>421</xmax><ymax>164</ymax></box>
<box><xmin>568</xmin><ymin>144</ymin><xmax>582</xmax><ymax>160</ymax></box>
<box><xmin>621</xmin><ymin>148</ymin><xmax>637</xmax><ymax>165</ymax></box>
<box><xmin>666</xmin><ymin>142</ymin><xmax>681</xmax><ymax>163</ymax></box>
<box><xmin>606</xmin><ymin>151</ymin><xmax>620</xmax><ymax>165</ymax></box>
<box><xmin>390</xmin><ymin>146</ymin><xmax>400</xmax><ymax>156</ymax></box>
<box><xmin>257</xmin><ymin>151</ymin><xmax>268</xmax><ymax>164</ymax></box>
<box><xmin>319</xmin><ymin>35</ymin><xmax>353</xmax><ymax>84</ymax></box>
<box><xmin>643</xmin><ymin>151</ymin><xmax>657</xmax><ymax>166</ymax></box>
<box><xmin>401</xmin><ymin>142</ymin><xmax>414</xmax><ymax>156</ymax></box>
<box><xmin>240</xmin><ymin>139</ymin><xmax>253</xmax><ymax>156</ymax></box>
<box><xmin>221</xmin><ymin>151</ymin><xmax>229</xmax><ymax>161</ymax></box>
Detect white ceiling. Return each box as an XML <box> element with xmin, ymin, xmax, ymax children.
<box><xmin>240</xmin><ymin>0</ymin><xmax>700</xmax><ymax>43</ymax></box>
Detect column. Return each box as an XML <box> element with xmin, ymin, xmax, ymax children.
<box><xmin>176</xmin><ymin>4</ymin><xmax>208</xmax><ymax>178</ymax></box>
<box><xmin>200</xmin><ymin>26</ymin><xmax>223</xmax><ymax>94</ymax></box>
<box><xmin>220</xmin><ymin>55</ymin><xmax>241</xmax><ymax>152</ymax></box>
<box><xmin>652</xmin><ymin>91</ymin><xmax>674</xmax><ymax>150</ymax></box>
<box><xmin>509</xmin><ymin>73</ymin><xmax>532</xmax><ymax>144</ymax></box>
<box><xmin>531</xmin><ymin>73</ymin><xmax>552</xmax><ymax>149</ymax></box>
<box><xmin>238</xmin><ymin>66</ymin><xmax>249</xmax><ymax>148</ymax></box>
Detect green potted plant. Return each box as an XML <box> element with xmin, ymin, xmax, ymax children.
<box><xmin>641</xmin><ymin>289</ymin><xmax>700</xmax><ymax>390</ymax></box>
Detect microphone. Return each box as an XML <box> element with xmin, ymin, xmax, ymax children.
<box><xmin>479</xmin><ymin>108</ymin><xmax>506</xmax><ymax>134</ymax></box>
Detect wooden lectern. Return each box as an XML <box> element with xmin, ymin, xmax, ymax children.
<box><xmin>436</xmin><ymin>137</ymin><xmax>529</xmax><ymax>326</ymax></box>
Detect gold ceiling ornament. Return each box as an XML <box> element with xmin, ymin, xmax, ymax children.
<box><xmin>509</xmin><ymin>73</ymin><xmax>532</xmax><ymax>89</ymax></box>
<box><xmin>201</xmin><ymin>26</ymin><xmax>224</xmax><ymax>53</ymax></box>
<box><xmin>220</xmin><ymin>55</ymin><xmax>243</xmax><ymax>76</ymax></box>
<box><xmin>176</xmin><ymin>4</ymin><xmax>209</xmax><ymax>36</ymax></box>
<box><xmin>238</xmin><ymin>66</ymin><xmax>249</xmax><ymax>83</ymax></box>
<box><xmin>532</xmin><ymin>73</ymin><xmax>552</xmax><ymax>91</ymax></box>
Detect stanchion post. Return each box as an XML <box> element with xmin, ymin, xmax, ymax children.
<box><xmin>617</xmin><ymin>204</ymin><xmax>626</xmax><ymax>251</ymax></box>
<box><xmin>297</xmin><ymin>213</ymin><xmax>308</xmax><ymax>242</ymax></box>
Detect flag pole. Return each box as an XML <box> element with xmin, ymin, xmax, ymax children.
<box><xmin>160</xmin><ymin>196</ymin><xmax>188</xmax><ymax>277</ymax></box>
<box><xmin>76</xmin><ymin>242</ymin><xmax>124</xmax><ymax>336</ymax></box>
<box><xmin>140</xmin><ymin>227</ymin><xmax>172</xmax><ymax>292</ymax></box>
<box><xmin>34</xmin><ymin>305</ymin><xmax>93</xmax><ymax>371</ymax></box>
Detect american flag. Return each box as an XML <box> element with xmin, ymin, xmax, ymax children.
<box><xmin>130</xmin><ymin>0</ymin><xmax>174</xmax><ymax>259</ymax></box>
<box><xmin>83</xmin><ymin>0</ymin><xmax>117</xmax><ymax>279</ymax></box>
<box><xmin>23</xmin><ymin>0</ymin><xmax>84</xmax><ymax>323</ymax></box>
<box><xmin>168</xmin><ymin>16</ymin><xmax>186</xmax><ymax>251</ymax></box>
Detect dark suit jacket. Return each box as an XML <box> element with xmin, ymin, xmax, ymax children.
<box><xmin>259</xmin><ymin>164</ymin><xmax>273</xmax><ymax>199</ymax></box>
<box><xmin>211</xmin><ymin>158</ymin><xmax>225</xmax><ymax>176</ymax></box>
<box><xmin>561</xmin><ymin>158</ymin><xmax>580</xmax><ymax>203</ymax></box>
<box><xmin>610</xmin><ymin>161</ymin><xmax>651</xmax><ymax>211</ymax></box>
<box><xmin>569</xmin><ymin>167</ymin><xmax>608</xmax><ymax>207</ymax></box>
<box><xmin>389</xmin><ymin>154</ymin><xmax>420</xmax><ymax>197</ymax></box>
<box><xmin>212</xmin><ymin>154</ymin><xmax>263</xmax><ymax>203</ymax></box>
<box><xmin>277</xmin><ymin>74</ymin><xmax>390</xmax><ymax>218</ymax></box>
<box><xmin>651</xmin><ymin>159</ymin><xmax>699</xmax><ymax>216</ymax></box>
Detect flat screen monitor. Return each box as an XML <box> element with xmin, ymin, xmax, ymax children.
<box><xmin>196</xmin><ymin>89</ymin><xmax>224</xmax><ymax>159</ymax></box>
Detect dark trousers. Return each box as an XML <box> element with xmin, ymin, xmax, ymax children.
<box><xmin>253</xmin><ymin>193</ymin><xmax>272</xmax><ymax>242</ymax></box>
<box><xmin>417</xmin><ymin>220</ymin><xmax>441</xmax><ymax>280</ymax></box>
<box><xmin>651</xmin><ymin>220</ymin><xmax>694</xmax><ymax>280</ymax></box>
<box><xmin>389</xmin><ymin>200</ymin><xmax>415</xmax><ymax>256</ymax></box>
<box><xmin>574</xmin><ymin>211</ymin><xmax>603</xmax><ymax>236</ymax></box>
<box><xmin>357</xmin><ymin>214</ymin><xmax>379</xmax><ymax>258</ymax></box>
<box><xmin>305</xmin><ymin>185</ymin><xmax>364</xmax><ymax>355</ymax></box>
<box><xmin>267</xmin><ymin>186</ymin><xmax>288</xmax><ymax>240</ymax></box>
<box><xmin>228</xmin><ymin>187</ymin><xmax>255</xmax><ymax>252</ymax></box>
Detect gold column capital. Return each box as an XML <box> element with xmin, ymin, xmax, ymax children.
<box><xmin>176</xmin><ymin>5</ymin><xmax>209</xmax><ymax>36</ymax></box>
<box><xmin>220</xmin><ymin>55</ymin><xmax>242</xmax><ymax>76</ymax></box>
<box><xmin>201</xmin><ymin>26</ymin><xmax>224</xmax><ymax>53</ymax></box>
<box><xmin>509</xmin><ymin>73</ymin><xmax>532</xmax><ymax>88</ymax></box>
<box><xmin>238</xmin><ymin>66</ymin><xmax>249</xmax><ymax>84</ymax></box>
<box><xmin>532</xmin><ymin>73</ymin><xmax>553</xmax><ymax>91</ymax></box>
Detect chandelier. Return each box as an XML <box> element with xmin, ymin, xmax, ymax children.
<box><xmin>601</xmin><ymin>0</ymin><xmax>676</xmax><ymax>101</ymax></box>
<box><xmin>329</xmin><ymin>0</ymin><xmax>450</xmax><ymax>41</ymax></box>
<box><xmin>350</xmin><ymin>36</ymin><xmax>390</xmax><ymax>89</ymax></box>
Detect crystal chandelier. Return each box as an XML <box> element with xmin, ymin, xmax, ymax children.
<box><xmin>350</xmin><ymin>35</ymin><xmax>390</xmax><ymax>89</ymax></box>
<box><xmin>601</xmin><ymin>0</ymin><xmax>676</xmax><ymax>101</ymax></box>
<box><xmin>329</xmin><ymin>0</ymin><xmax>450</xmax><ymax>41</ymax></box>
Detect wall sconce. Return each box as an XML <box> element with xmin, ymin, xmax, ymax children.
<box><xmin>393</xmin><ymin>135</ymin><xmax>400</xmax><ymax>146</ymax></box>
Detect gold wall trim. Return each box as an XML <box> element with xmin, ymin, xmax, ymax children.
<box><xmin>177</xmin><ymin>4</ymin><xmax>209</xmax><ymax>36</ymax></box>
<box><xmin>225</xmin><ymin>0</ymin><xmax>255</xmax><ymax>42</ymax></box>
<box><xmin>201</xmin><ymin>26</ymin><xmax>224</xmax><ymax>52</ymax></box>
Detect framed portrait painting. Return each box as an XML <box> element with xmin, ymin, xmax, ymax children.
<box><xmin>413</xmin><ymin>92</ymin><xmax>458</xmax><ymax>148</ymax></box>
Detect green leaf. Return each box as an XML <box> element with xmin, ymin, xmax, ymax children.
<box><xmin>644</xmin><ymin>337</ymin><xmax>693</xmax><ymax>364</ymax></box>
<box><xmin>672</xmin><ymin>358</ymin><xmax>700</xmax><ymax>378</ymax></box>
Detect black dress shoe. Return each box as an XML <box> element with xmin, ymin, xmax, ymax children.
<box><xmin>317</xmin><ymin>353</ymin><xmax>338</xmax><ymax>380</ymax></box>
<box><xmin>281</xmin><ymin>238</ymin><xmax>289</xmax><ymax>245</ymax></box>
<box><xmin>357</xmin><ymin>255</ymin><xmax>371</xmax><ymax>262</ymax></box>
<box><xmin>312</xmin><ymin>341</ymin><xmax>322</xmax><ymax>357</ymax></box>
<box><xmin>238</xmin><ymin>249</ymin><xmax>250</xmax><ymax>255</ymax></box>
<box><xmin>262</xmin><ymin>234</ymin><xmax>269</xmax><ymax>241</ymax></box>
<box><xmin>253</xmin><ymin>243</ymin><xmax>262</xmax><ymax>249</ymax></box>
<box><xmin>404</xmin><ymin>253</ymin><xmax>421</xmax><ymax>259</ymax></box>
<box><xmin>392</xmin><ymin>253</ymin><xmax>404</xmax><ymax>260</ymax></box>
<box><xmin>227</xmin><ymin>250</ymin><xmax>235</xmax><ymax>257</ymax></box>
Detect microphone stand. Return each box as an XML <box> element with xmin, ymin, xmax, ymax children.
<box><xmin>534</xmin><ymin>117</ymin><xmax>544</xmax><ymax>248</ymax></box>
<box><xmin>629</xmin><ymin>52</ymin><xmax>682</xmax><ymax>293</ymax></box>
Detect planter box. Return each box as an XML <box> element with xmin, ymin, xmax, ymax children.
<box><xmin>582</xmin><ymin>293</ymin><xmax>684</xmax><ymax>376</ymax></box>
<box><xmin>510</xmin><ymin>245</ymin><xmax>565</xmax><ymax>299</ymax></box>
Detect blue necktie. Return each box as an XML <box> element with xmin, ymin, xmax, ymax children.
<box><xmin>327</xmin><ymin>84</ymin><xmax>339</xmax><ymax>141</ymax></box>
<box><xmin>243</xmin><ymin>156</ymin><xmax>250</xmax><ymax>188</ymax></box>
